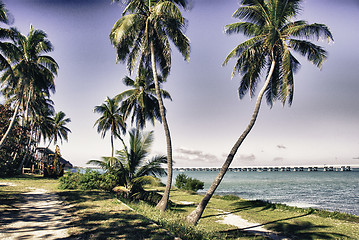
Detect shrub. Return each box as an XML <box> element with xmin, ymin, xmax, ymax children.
<box><xmin>58</xmin><ymin>172</ymin><xmax>81</xmax><ymax>189</ymax></box>
<box><xmin>79</xmin><ymin>169</ymin><xmax>103</xmax><ymax>190</ymax></box>
<box><xmin>59</xmin><ymin>169</ymin><xmax>120</xmax><ymax>191</ymax></box>
<box><xmin>175</xmin><ymin>173</ymin><xmax>204</xmax><ymax>192</ymax></box>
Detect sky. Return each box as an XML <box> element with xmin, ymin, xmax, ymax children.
<box><xmin>2</xmin><ymin>0</ymin><xmax>359</xmax><ymax>168</ymax></box>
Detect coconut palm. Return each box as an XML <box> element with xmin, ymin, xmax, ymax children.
<box><xmin>186</xmin><ymin>0</ymin><xmax>334</xmax><ymax>225</ymax></box>
<box><xmin>0</xmin><ymin>25</ymin><xmax>58</xmax><ymax>149</ymax></box>
<box><xmin>94</xmin><ymin>97</ymin><xmax>126</xmax><ymax>157</ymax></box>
<box><xmin>110</xmin><ymin>0</ymin><xmax>190</xmax><ymax>211</ymax></box>
<box><xmin>115</xmin><ymin>67</ymin><xmax>172</xmax><ymax>129</ymax></box>
<box><xmin>0</xmin><ymin>0</ymin><xmax>14</xmax><ymax>71</ymax></box>
<box><xmin>88</xmin><ymin>129</ymin><xmax>166</xmax><ymax>198</ymax></box>
<box><xmin>32</xmin><ymin>98</ymin><xmax>55</xmax><ymax>146</ymax></box>
<box><xmin>18</xmin><ymin>95</ymin><xmax>55</xmax><ymax>172</ymax></box>
<box><xmin>115</xmin><ymin>129</ymin><xmax>167</xmax><ymax>196</ymax></box>
<box><xmin>47</xmin><ymin>111</ymin><xmax>71</xmax><ymax>147</ymax></box>
<box><xmin>87</xmin><ymin>156</ymin><xmax>122</xmax><ymax>172</ymax></box>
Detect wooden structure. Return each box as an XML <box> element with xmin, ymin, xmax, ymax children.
<box><xmin>32</xmin><ymin>146</ymin><xmax>73</xmax><ymax>177</ymax></box>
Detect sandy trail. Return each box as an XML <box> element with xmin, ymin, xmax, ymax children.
<box><xmin>0</xmin><ymin>183</ymin><xmax>71</xmax><ymax>240</ymax></box>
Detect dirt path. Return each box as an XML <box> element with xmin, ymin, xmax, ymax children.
<box><xmin>0</xmin><ymin>183</ymin><xmax>71</xmax><ymax>240</ymax></box>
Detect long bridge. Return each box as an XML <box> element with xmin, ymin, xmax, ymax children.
<box><xmin>174</xmin><ymin>166</ymin><xmax>352</xmax><ymax>172</ymax></box>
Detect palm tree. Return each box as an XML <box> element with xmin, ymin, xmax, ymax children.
<box><xmin>87</xmin><ymin>156</ymin><xmax>122</xmax><ymax>173</ymax></box>
<box><xmin>18</xmin><ymin>95</ymin><xmax>55</xmax><ymax>172</ymax></box>
<box><xmin>110</xmin><ymin>0</ymin><xmax>190</xmax><ymax>211</ymax></box>
<box><xmin>0</xmin><ymin>0</ymin><xmax>14</xmax><ymax>72</ymax></box>
<box><xmin>115</xmin><ymin>67</ymin><xmax>172</xmax><ymax>129</ymax></box>
<box><xmin>186</xmin><ymin>0</ymin><xmax>334</xmax><ymax>225</ymax></box>
<box><xmin>47</xmin><ymin>111</ymin><xmax>71</xmax><ymax>147</ymax></box>
<box><xmin>0</xmin><ymin>25</ymin><xmax>58</xmax><ymax>149</ymax></box>
<box><xmin>116</xmin><ymin>129</ymin><xmax>167</xmax><ymax>197</ymax></box>
<box><xmin>94</xmin><ymin>97</ymin><xmax>126</xmax><ymax>157</ymax></box>
<box><xmin>32</xmin><ymin>98</ymin><xmax>55</xmax><ymax>147</ymax></box>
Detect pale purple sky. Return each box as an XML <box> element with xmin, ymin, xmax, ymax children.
<box><xmin>2</xmin><ymin>0</ymin><xmax>359</xmax><ymax>167</ymax></box>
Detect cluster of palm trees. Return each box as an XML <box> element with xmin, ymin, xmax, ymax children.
<box><xmin>97</xmin><ymin>0</ymin><xmax>333</xmax><ymax>225</ymax></box>
<box><xmin>88</xmin><ymin>129</ymin><xmax>167</xmax><ymax>201</ymax></box>
<box><xmin>0</xmin><ymin>2</ymin><xmax>71</xmax><ymax>174</ymax></box>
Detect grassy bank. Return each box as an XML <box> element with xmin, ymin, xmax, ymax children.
<box><xmin>1</xmin><ymin>175</ymin><xmax>358</xmax><ymax>239</ymax></box>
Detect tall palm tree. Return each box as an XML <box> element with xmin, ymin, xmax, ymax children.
<box><xmin>110</xmin><ymin>0</ymin><xmax>190</xmax><ymax>211</ymax></box>
<box><xmin>0</xmin><ymin>25</ymin><xmax>58</xmax><ymax>149</ymax></box>
<box><xmin>186</xmin><ymin>0</ymin><xmax>333</xmax><ymax>225</ymax></box>
<box><xmin>94</xmin><ymin>97</ymin><xmax>126</xmax><ymax>157</ymax></box>
<box><xmin>115</xmin><ymin>67</ymin><xmax>172</xmax><ymax>129</ymax></box>
<box><xmin>47</xmin><ymin>111</ymin><xmax>71</xmax><ymax>147</ymax></box>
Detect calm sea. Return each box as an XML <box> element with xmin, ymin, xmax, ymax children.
<box><xmin>168</xmin><ymin>168</ymin><xmax>359</xmax><ymax>216</ymax></box>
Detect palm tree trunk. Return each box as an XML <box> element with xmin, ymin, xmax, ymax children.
<box><xmin>18</xmin><ymin>120</ymin><xmax>35</xmax><ymax>173</ymax></box>
<box><xmin>111</xmin><ymin>134</ymin><xmax>114</xmax><ymax>158</ymax></box>
<box><xmin>0</xmin><ymin>100</ymin><xmax>21</xmax><ymax>149</ymax></box>
<box><xmin>186</xmin><ymin>59</ymin><xmax>276</xmax><ymax>225</ymax></box>
<box><xmin>149</xmin><ymin>42</ymin><xmax>173</xmax><ymax>212</ymax></box>
<box><xmin>46</xmin><ymin>137</ymin><xmax>53</xmax><ymax>148</ymax></box>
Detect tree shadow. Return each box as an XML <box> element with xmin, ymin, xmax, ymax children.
<box><xmin>219</xmin><ymin>209</ymin><xmax>349</xmax><ymax>240</ymax></box>
<box><xmin>267</xmin><ymin>220</ymin><xmax>348</xmax><ymax>239</ymax></box>
<box><xmin>61</xmin><ymin>207</ymin><xmax>174</xmax><ymax>239</ymax></box>
<box><xmin>56</xmin><ymin>190</ymin><xmax>175</xmax><ymax>239</ymax></box>
<box><xmin>0</xmin><ymin>188</ymin><xmax>26</xmax><ymax>225</ymax></box>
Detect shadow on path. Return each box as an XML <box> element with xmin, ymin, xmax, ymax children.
<box><xmin>0</xmin><ymin>187</ymin><xmax>71</xmax><ymax>239</ymax></box>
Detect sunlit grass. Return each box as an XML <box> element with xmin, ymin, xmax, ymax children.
<box><xmin>1</xmin><ymin>175</ymin><xmax>358</xmax><ymax>239</ymax></box>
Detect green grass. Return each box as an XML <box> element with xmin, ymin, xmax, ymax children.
<box><xmin>1</xmin><ymin>175</ymin><xmax>359</xmax><ymax>239</ymax></box>
<box><xmin>164</xmin><ymin>189</ymin><xmax>359</xmax><ymax>239</ymax></box>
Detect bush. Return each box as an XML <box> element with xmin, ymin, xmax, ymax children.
<box><xmin>59</xmin><ymin>172</ymin><xmax>81</xmax><ymax>189</ymax></box>
<box><xmin>175</xmin><ymin>173</ymin><xmax>204</xmax><ymax>192</ymax></box>
<box><xmin>58</xmin><ymin>169</ymin><xmax>120</xmax><ymax>191</ymax></box>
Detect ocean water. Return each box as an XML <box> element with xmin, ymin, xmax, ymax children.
<box><xmin>168</xmin><ymin>169</ymin><xmax>359</xmax><ymax>216</ymax></box>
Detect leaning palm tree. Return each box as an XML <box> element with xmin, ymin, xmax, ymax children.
<box><xmin>0</xmin><ymin>25</ymin><xmax>58</xmax><ymax>149</ymax></box>
<box><xmin>186</xmin><ymin>0</ymin><xmax>333</xmax><ymax>225</ymax></box>
<box><xmin>94</xmin><ymin>97</ymin><xmax>126</xmax><ymax>157</ymax></box>
<box><xmin>110</xmin><ymin>0</ymin><xmax>190</xmax><ymax>211</ymax></box>
<box><xmin>115</xmin><ymin>67</ymin><xmax>172</xmax><ymax>129</ymax></box>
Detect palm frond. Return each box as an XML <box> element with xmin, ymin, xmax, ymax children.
<box><xmin>289</xmin><ymin>39</ymin><xmax>327</xmax><ymax>69</ymax></box>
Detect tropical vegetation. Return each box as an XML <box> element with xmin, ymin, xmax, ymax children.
<box><xmin>88</xmin><ymin>128</ymin><xmax>167</xmax><ymax>201</ymax></box>
<box><xmin>0</xmin><ymin>1</ymin><xmax>71</xmax><ymax>176</ymax></box>
<box><xmin>110</xmin><ymin>0</ymin><xmax>190</xmax><ymax>211</ymax></box>
<box><xmin>94</xmin><ymin>97</ymin><xmax>126</xmax><ymax>157</ymax></box>
<box><xmin>186</xmin><ymin>0</ymin><xmax>334</xmax><ymax>225</ymax></box>
<box><xmin>175</xmin><ymin>173</ymin><xmax>204</xmax><ymax>192</ymax></box>
<box><xmin>115</xmin><ymin>68</ymin><xmax>172</xmax><ymax>130</ymax></box>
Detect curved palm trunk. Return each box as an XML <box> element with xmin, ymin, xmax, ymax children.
<box><xmin>186</xmin><ymin>59</ymin><xmax>276</xmax><ymax>225</ymax></box>
<box><xmin>150</xmin><ymin>42</ymin><xmax>173</xmax><ymax>212</ymax></box>
<box><xmin>0</xmin><ymin>100</ymin><xmax>21</xmax><ymax>149</ymax></box>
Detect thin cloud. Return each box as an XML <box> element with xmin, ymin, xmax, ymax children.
<box><xmin>239</xmin><ymin>154</ymin><xmax>256</xmax><ymax>162</ymax></box>
<box><xmin>174</xmin><ymin>148</ymin><xmax>220</xmax><ymax>163</ymax></box>
<box><xmin>273</xmin><ymin>157</ymin><xmax>284</xmax><ymax>161</ymax></box>
<box><xmin>277</xmin><ymin>145</ymin><xmax>286</xmax><ymax>149</ymax></box>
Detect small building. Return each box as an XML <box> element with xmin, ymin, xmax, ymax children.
<box><xmin>31</xmin><ymin>147</ymin><xmax>72</xmax><ymax>175</ymax></box>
